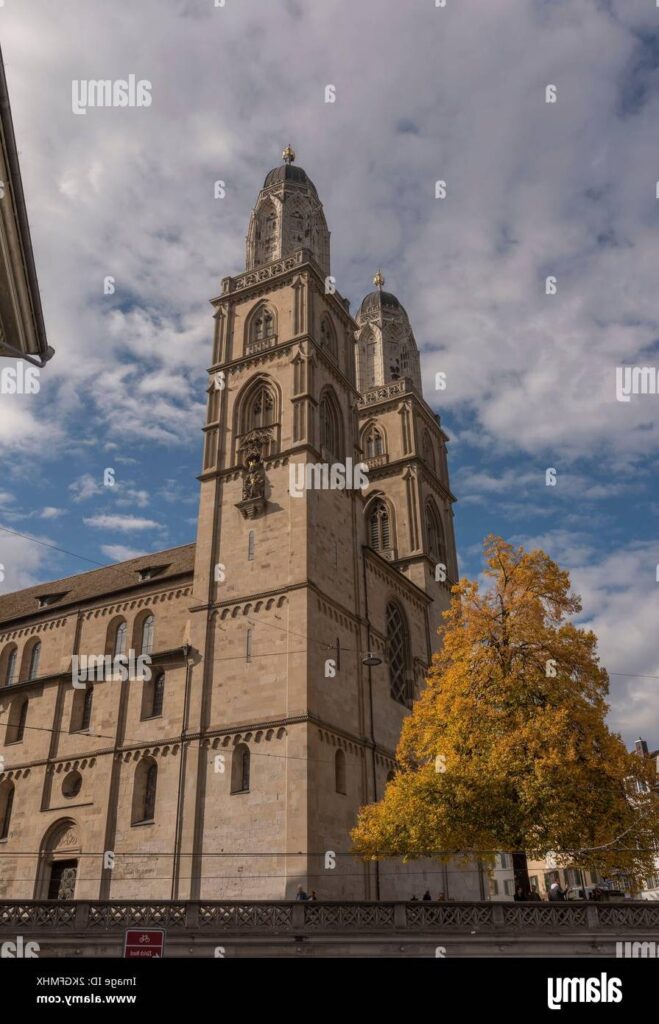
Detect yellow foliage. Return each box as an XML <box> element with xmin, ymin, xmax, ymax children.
<box><xmin>351</xmin><ymin>536</ymin><xmax>659</xmax><ymax>887</ymax></box>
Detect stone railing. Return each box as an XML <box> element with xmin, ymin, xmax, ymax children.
<box><xmin>1</xmin><ymin>901</ymin><xmax>658</xmax><ymax>933</ymax></box>
<box><xmin>358</xmin><ymin>379</ymin><xmax>413</xmax><ymax>408</ymax></box>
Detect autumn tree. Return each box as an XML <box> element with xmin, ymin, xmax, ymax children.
<box><xmin>352</xmin><ymin>536</ymin><xmax>659</xmax><ymax>895</ymax></box>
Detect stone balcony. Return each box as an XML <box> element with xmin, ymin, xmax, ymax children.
<box><xmin>1</xmin><ymin>901</ymin><xmax>657</xmax><ymax>957</ymax></box>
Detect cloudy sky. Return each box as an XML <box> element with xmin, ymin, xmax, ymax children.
<box><xmin>0</xmin><ymin>0</ymin><xmax>657</xmax><ymax>743</ymax></box>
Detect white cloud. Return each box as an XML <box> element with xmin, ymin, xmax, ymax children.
<box><xmin>101</xmin><ymin>544</ymin><xmax>147</xmax><ymax>562</ymax></box>
<box><xmin>83</xmin><ymin>514</ymin><xmax>161</xmax><ymax>532</ymax></box>
<box><xmin>69</xmin><ymin>474</ymin><xmax>102</xmax><ymax>502</ymax></box>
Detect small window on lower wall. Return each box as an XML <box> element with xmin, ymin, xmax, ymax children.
<box><xmin>141</xmin><ymin>671</ymin><xmax>165</xmax><ymax>719</ymax></box>
<box><xmin>231</xmin><ymin>744</ymin><xmax>250</xmax><ymax>794</ymax></box>
<box><xmin>132</xmin><ymin>758</ymin><xmax>158</xmax><ymax>824</ymax></box>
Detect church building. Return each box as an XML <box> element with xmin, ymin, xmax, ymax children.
<box><xmin>0</xmin><ymin>148</ymin><xmax>480</xmax><ymax>902</ymax></box>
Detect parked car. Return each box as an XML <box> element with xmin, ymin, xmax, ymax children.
<box><xmin>566</xmin><ymin>886</ymin><xmax>625</xmax><ymax>901</ymax></box>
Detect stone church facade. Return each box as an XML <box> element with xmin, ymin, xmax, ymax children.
<box><xmin>0</xmin><ymin>149</ymin><xmax>480</xmax><ymax>903</ymax></box>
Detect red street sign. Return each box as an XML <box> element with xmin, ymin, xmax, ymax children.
<box><xmin>123</xmin><ymin>928</ymin><xmax>165</xmax><ymax>958</ymax></box>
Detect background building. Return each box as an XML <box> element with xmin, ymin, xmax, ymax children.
<box><xmin>0</xmin><ymin>149</ymin><xmax>478</xmax><ymax>902</ymax></box>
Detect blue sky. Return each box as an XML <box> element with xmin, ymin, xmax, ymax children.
<box><xmin>0</xmin><ymin>0</ymin><xmax>657</xmax><ymax>742</ymax></box>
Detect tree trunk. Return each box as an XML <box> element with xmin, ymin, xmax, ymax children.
<box><xmin>512</xmin><ymin>849</ymin><xmax>531</xmax><ymax>898</ymax></box>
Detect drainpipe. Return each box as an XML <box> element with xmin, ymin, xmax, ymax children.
<box><xmin>171</xmin><ymin>643</ymin><xmax>192</xmax><ymax>899</ymax></box>
<box><xmin>361</xmin><ymin>547</ymin><xmax>380</xmax><ymax>901</ymax></box>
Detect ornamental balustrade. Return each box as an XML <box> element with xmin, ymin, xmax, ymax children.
<box><xmin>1</xmin><ymin>901</ymin><xmax>658</xmax><ymax>933</ymax></box>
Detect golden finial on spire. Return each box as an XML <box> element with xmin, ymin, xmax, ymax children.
<box><xmin>282</xmin><ymin>144</ymin><xmax>296</xmax><ymax>164</ymax></box>
<box><xmin>373</xmin><ymin>269</ymin><xmax>385</xmax><ymax>290</ymax></box>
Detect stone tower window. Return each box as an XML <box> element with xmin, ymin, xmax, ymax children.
<box><xmin>319</xmin><ymin>390</ymin><xmax>342</xmax><ymax>458</ymax></box>
<box><xmin>386</xmin><ymin>602</ymin><xmax>411</xmax><ymax>707</ymax></box>
<box><xmin>232</xmin><ymin>744</ymin><xmax>250</xmax><ymax>794</ymax></box>
<box><xmin>246</xmin><ymin>303</ymin><xmax>277</xmax><ymax>352</ymax></box>
<box><xmin>248</xmin><ymin>530</ymin><xmax>255</xmax><ymax>561</ymax></box>
<box><xmin>366</xmin><ymin>340</ymin><xmax>377</xmax><ymax>388</ymax></box>
<box><xmin>423</xmin><ymin>430</ymin><xmax>436</xmax><ymax>472</ymax></box>
<box><xmin>142</xmin><ymin>671</ymin><xmax>165</xmax><ymax>720</ymax></box>
<box><xmin>425</xmin><ymin>501</ymin><xmax>446</xmax><ymax>565</ymax></box>
<box><xmin>0</xmin><ymin>781</ymin><xmax>14</xmax><ymax>839</ymax></box>
<box><xmin>246</xmin><ymin>628</ymin><xmax>253</xmax><ymax>663</ymax></box>
<box><xmin>365</xmin><ymin>426</ymin><xmax>384</xmax><ymax>459</ymax></box>
<box><xmin>335</xmin><ymin>749</ymin><xmax>346</xmax><ymax>795</ymax></box>
<box><xmin>320</xmin><ymin>316</ymin><xmax>338</xmax><ymax>362</ymax></box>
<box><xmin>368</xmin><ymin>500</ymin><xmax>391</xmax><ymax>552</ymax></box>
<box><xmin>245</xmin><ymin>384</ymin><xmax>276</xmax><ymax>431</ymax></box>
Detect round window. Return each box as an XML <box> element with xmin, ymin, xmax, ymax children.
<box><xmin>62</xmin><ymin>771</ymin><xmax>82</xmax><ymax>799</ymax></box>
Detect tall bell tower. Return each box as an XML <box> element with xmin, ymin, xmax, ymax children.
<box><xmin>176</xmin><ymin>150</ymin><xmax>477</xmax><ymax>902</ymax></box>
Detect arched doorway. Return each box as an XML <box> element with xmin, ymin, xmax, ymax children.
<box><xmin>35</xmin><ymin>819</ymin><xmax>81</xmax><ymax>900</ymax></box>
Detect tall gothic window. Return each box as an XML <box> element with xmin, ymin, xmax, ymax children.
<box><xmin>319</xmin><ymin>390</ymin><xmax>341</xmax><ymax>457</ymax></box>
<box><xmin>425</xmin><ymin>502</ymin><xmax>446</xmax><ymax>564</ymax></box>
<box><xmin>365</xmin><ymin>427</ymin><xmax>384</xmax><ymax>459</ymax></box>
<box><xmin>365</xmin><ymin>338</ymin><xmax>377</xmax><ymax>388</ymax></box>
<box><xmin>244</xmin><ymin>384</ymin><xmax>276</xmax><ymax>431</ymax></box>
<box><xmin>113</xmin><ymin>621</ymin><xmax>127</xmax><ymax>659</ymax></box>
<box><xmin>2</xmin><ymin>645</ymin><xmax>17</xmax><ymax>686</ymax></box>
<box><xmin>386</xmin><ymin>602</ymin><xmax>411</xmax><ymax>707</ymax></box>
<box><xmin>368</xmin><ymin>500</ymin><xmax>391</xmax><ymax>552</ymax></box>
<box><xmin>141</xmin><ymin>615</ymin><xmax>155</xmax><ymax>656</ymax></box>
<box><xmin>320</xmin><ymin>316</ymin><xmax>338</xmax><ymax>362</ymax></box>
<box><xmin>28</xmin><ymin>641</ymin><xmax>41</xmax><ymax>681</ymax></box>
<box><xmin>423</xmin><ymin>430</ymin><xmax>436</xmax><ymax>472</ymax></box>
<box><xmin>0</xmin><ymin>781</ymin><xmax>14</xmax><ymax>840</ymax></box>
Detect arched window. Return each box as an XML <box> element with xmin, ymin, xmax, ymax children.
<box><xmin>132</xmin><ymin>758</ymin><xmax>158</xmax><ymax>824</ymax></box>
<box><xmin>28</xmin><ymin>641</ymin><xmax>41</xmax><ymax>681</ymax></box>
<box><xmin>7</xmin><ymin>699</ymin><xmax>28</xmax><ymax>744</ymax></box>
<box><xmin>113</xmin><ymin>621</ymin><xmax>127</xmax><ymax>659</ymax></box>
<box><xmin>0</xmin><ymin>781</ymin><xmax>14</xmax><ymax>840</ymax></box>
<box><xmin>152</xmin><ymin>672</ymin><xmax>165</xmax><ymax>717</ymax></box>
<box><xmin>319</xmin><ymin>390</ymin><xmax>341</xmax><ymax>458</ymax></box>
<box><xmin>320</xmin><ymin>316</ymin><xmax>338</xmax><ymax>362</ymax></box>
<box><xmin>244</xmin><ymin>383</ymin><xmax>276</xmax><ymax>432</ymax></box>
<box><xmin>368</xmin><ymin>500</ymin><xmax>391</xmax><ymax>552</ymax></box>
<box><xmin>231</xmin><ymin>744</ymin><xmax>250</xmax><ymax>794</ymax></box>
<box><xmin>335</xmin><ymin>749</ymin><xmax>346</xmax><ymax>795</ymax></box>
<box><xmin>141</xmin><ymin>615</ymin><xmax>154</xmax><ymax>656</ymax></box>
<box><xmin>81</xmin><ymin>686</ymin><xmax>93</xmax><ymax>731</ymax></box>
<box><xmin>386</xmin><ymin>602</ymin><xmax>411</xmax><ymax>707</ymax></box>
<box><xmin>364</xmin><ymin>426</ymin><xmax>384</xmax><ymax>459</ymax></box>
<box><xmin>425</xmin><ymin>502</ymin><xmax>446</xmax><ymax>564</ymax></box>
<box><xmin>1</xmin><ymin>644</ymin><xmax>17</xmax><ymax>687</ymax></box>
<box><xmin>246</xmin><ymin>628</ymin><xmax>253</xmax><ymax>664</ymax></box>
<box><xmin>386</xmin><ymin>769</ymin><xmax>396</xmax><ymax>783</ymax></box>
<box><xmin>247</xmin><ymin>303</ymin><xmax>277</xmax><ymax>348</ymax></box>
<box><xmin>248</xmin><ymin>530</ymin><xmax>255</xmax><ymax>561</ymax></box>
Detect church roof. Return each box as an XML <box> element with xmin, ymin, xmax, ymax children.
<box><xmin>359</xmin><ymin>290</ymin><xmax>406</xmax><ymax>316</ymax></box>
<box><xmin>0</xmin><ymin>543</ymin><xmax>195</xmax><ymax>628</ymax></box>
<box><xmin>263</xmin><ymin>163</ymin><xmax>317</xmax><ymax>194</ymax></box>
